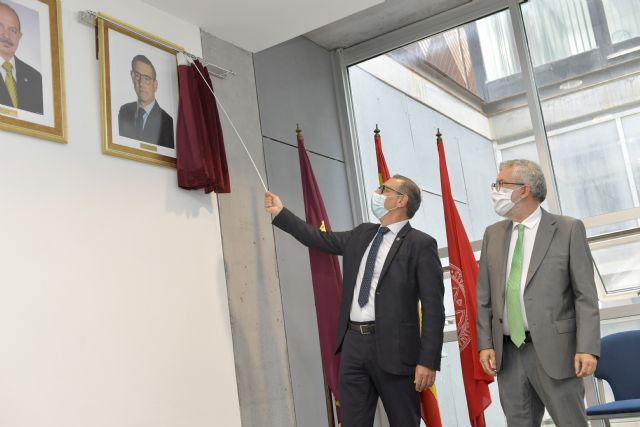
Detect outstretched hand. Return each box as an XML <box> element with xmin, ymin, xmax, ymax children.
<box><xmin>264</xmin><ymin>191</ymin><xmax>284</xmax><ymax>216</ymax></box>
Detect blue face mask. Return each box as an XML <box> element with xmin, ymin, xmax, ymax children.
<box><xmin>371</xmin><ymin>192</ymin><xmax>390</xmax><ymax>219</ymax></box>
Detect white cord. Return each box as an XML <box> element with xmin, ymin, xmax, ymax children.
<box><xmin>187</xmin><ymin>57</ymin><xmax>268</xmax><ymax>192</ymax></box>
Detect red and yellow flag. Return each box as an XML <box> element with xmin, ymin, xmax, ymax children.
<box><xmin>375</xmin><ymin>126</ymin><xmax>443</xmax><ymax>427</ymax></box>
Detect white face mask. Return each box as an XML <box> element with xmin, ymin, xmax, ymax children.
<box><xmin>371</xmin><ymin>192</ymin><xmax>391</xmax><ymax>219</ymax></box>
<box><xmin>492</xmin><ymin>187</ymin><xmax>519</xmax><ymax>217</ymax></box>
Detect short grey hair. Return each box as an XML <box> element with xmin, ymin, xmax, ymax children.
<box><xmin>499</xmin><ymin>159</ymin><xmax>547</xmax><ymax>203</ymax></box>
<box><xmin>393</xmin><ymin>174</ymin><xmax>421</xmax><ymax>218</ymax></box>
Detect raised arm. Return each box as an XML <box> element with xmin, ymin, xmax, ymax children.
<box><xmin>265</xmin><ymin>191</ymin><xmax>352</xmax><ymax>255</ymax></box>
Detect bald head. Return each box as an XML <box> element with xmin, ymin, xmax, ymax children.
<box><xmin>0</xmin><ymin>2</ymin><xmax>22</xmax><ymax>62</ymax></box>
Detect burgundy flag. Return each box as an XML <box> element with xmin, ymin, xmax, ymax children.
<box><xmin>437</xmin><ymin>130</ymin><xmax>493</xmax><ymax>427</ymax></box>
<box><xmin>296</xmin><ymin>126</ymin><xmax>343</xmax><ymax>411</ymax></box>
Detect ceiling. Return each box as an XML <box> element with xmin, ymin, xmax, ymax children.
<box><xmin>142</xmin><ymin>0</ymin><xmax>383</xmax><ymax>52</ymax></box>
<box><xmin>305</xmin><ymin>0</ymin><xmax>471</xmax><ymax>51</ymax></box>
<box><xmin>143</xmin><ymin>0</ymin><xmax>473</xmax><ymax>53</ymax></box>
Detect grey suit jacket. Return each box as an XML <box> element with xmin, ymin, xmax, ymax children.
<box><xmin>476</xmin><ymin>209</ymin><xmax>600</xmax><ymax>379</ymax></box>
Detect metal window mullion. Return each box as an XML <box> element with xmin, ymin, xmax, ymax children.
<box><xmin>507</xmin><ymin>0</ymin><xmax>562</xmax><ymax>214</ymax></box>
<box><xmin>331</xmin><ymin>50</ymin><xmax>369</xmax><ymax>225</ymax></box>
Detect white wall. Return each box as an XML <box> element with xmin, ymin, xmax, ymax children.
<box><xmin>0</xmin><ymin>1</ymin><xmax>241</xmax><ymax>426</ymax></box>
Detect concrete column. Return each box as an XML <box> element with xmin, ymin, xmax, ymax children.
<box><xmin>200</xmin><ymin>31</ymin><xmax>295</xmax><ymax>426</ymax></box>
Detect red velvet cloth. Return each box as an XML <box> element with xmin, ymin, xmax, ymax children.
<box><xmin>176</xmin><ymin>60</ymin><xmax>230</xmax><ymax>193</ymax></box>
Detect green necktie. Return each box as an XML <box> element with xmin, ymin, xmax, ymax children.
<box><xmin>506</xmin><ymin>224</ymin><xmax>526</xmax><ymax>347</ymax></box>
<box><xmin>2</xmin><ymin>61</ymin><xmax>18</xmax><ymax>108</ymax></box>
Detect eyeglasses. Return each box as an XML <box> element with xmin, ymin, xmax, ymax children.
<box><xmin>491</xmin><ymin>181</ymin><xmax>525</xmax><ymax>191</ymax></box>
<box><xmin>130</xmin><ymin>70</ymin><xmax>155</xmax><ymax>85</ymax></box>
<box><xmin>377</xmin><ymin>184</ymin><xmax>405</xmax><ymax>196</ymax></box>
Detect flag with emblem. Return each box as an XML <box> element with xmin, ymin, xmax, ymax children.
<box><xmin>375</xmin><ymin>126</ymin><xmax>443</xmax><ymax>427</ymax></box>
<box><xmin>437</xmin><ymin>129</ymin><xmax>493</xmax><ymax>427</ymax></box>
<box><xmin>296</xmin><ymin>125</ymin><xmax>342</xmax><ymax>424</ymax></box>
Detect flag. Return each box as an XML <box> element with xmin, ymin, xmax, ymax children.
<box><xmin>374</xmin><ymin>125</ymin><xmax>390</xmax><ymax>185</ymax></box>
<box><xmin>375</xmin><ymin>126</ymin><xmax>442</xmax><ymax>427</ymax></box>
<box><xmin>296</xmin><ymin>125</ymin><xmax>343</xmax><ymax>421</ymax></box>
<box><xmin>437</xmin><ymin>129</ymin><xmax>493</xmax><ymax>427</ymax></box>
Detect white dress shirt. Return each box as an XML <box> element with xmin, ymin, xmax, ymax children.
<box><xmin>0</xmin><ymin>56</ymin><xmax>17</xmax><ymax>85</ymax></box>
<box><xmin>503</xmin><ymin>206</ymin><xmax>542</xmax><ymax>335</ymax></box>
<box><xmin>350</xmin><ymin>219</ymin><xmax>409</xmax><ymax>322</ymax></box>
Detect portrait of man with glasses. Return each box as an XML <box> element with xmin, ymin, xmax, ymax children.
<box><xmin>117</xmin><ymin>54</ymin><xmax>174</xmax><ymax>149</ymax></box>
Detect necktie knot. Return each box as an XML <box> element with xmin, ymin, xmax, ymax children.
<box><xmin>378</xmin><ymin>226</ymin><xmax>390</xmax><ymax>235</ymax></box>
<box><xmin>2</xmin><ymin>61</ymin><xmax>12</xmax><ymax>72</ymax></box>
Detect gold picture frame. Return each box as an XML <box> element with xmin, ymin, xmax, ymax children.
<box><xmin>0</xmin><ymin>0</ymin><xmax>66</xmax><ymax>143</ymax></box>
<box><xmin>97</xmin><ymin>13</ymin><xmax>182</xmax><ymax>168</ymax></box>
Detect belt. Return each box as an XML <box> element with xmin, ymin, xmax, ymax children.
<box><xmin>504</xmin><ymin>331</ymin><xmax>532</xmax><ymax>344</ymax></box>
<box><xmin>349</xmin><ymin>321</ymin><xmax>375</xmax><ymax>335</ymax></box>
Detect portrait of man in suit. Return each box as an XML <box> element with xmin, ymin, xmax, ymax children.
<box><xmin>0</xmin><ymin>1</ymin><xmax>43</xmax><ymax>115</ymax></box>
<box><xmin>118</xmin><ymin>54</ymin><xmax>174</xmax><ymax>149</ymax></box>
<box><xmin>476</xmin><ymin>159</ymin><xmax>600</xmax><ymax>427</ymax></box>
<box><xmin>265</xmin><ymin>175</ymin><xmax>445</xmax><ymax>427</ymax></box>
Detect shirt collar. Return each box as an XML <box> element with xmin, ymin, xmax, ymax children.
<box><xmin>382</xmin><ymin>219</ymin><xmax>409</xmax><ymax>235</ymax></box>
<box><xmin>137</xmin><ymin>100</ymin><xmax>156</xmax><ymax>116</ymax></box>
<box><xmin>513</xmin><ymin>206</ymin><xmax>542</xmax><ymax>230</ymax></box>
<box><xmin>1</xmin><ymin>56</ymin><xmax>17</xmax><ymax>78</ymax></box>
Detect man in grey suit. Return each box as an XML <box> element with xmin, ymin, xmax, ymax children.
<box><xmin>476</xmin><ymin>159</ymin><xmax>600</xmax><ymax>426</ymax></box>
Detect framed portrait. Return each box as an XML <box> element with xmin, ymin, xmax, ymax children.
<box><xmin>0</xmin><ymin>0</ymin><xmax>66</xmax><ymax>143</ymax></box>
<box><xmin>97</xmin><ymin>14</ymin><xmax>182</xmax><ymax>168</ymax></box>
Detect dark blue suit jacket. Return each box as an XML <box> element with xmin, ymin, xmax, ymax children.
<box><xmin>273</xmin><ymin>207</ymin><xmax>445</xmax><ymax>375</ymax></box>
<box><xmin>0</xmin><ymin>56</ymin><xmax>43</xmax><ymax>115</ymax></box>
<box><xmin>118</xmin><ymin>100</ymin><xmax>175</xmax><ymax>149</ymax></box>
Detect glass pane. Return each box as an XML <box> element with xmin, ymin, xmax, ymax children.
<box><xmin>621</xmin><ymin>112</ymin><xmax>640</xmax><ymax>193</ymax></box>
<box><xmin>592</xmin><ymin>239</ymin><xmax>640</xmax><ymax>294</ymax></box>
<box><xmin>436</xmin><ymin>341</ymin><xmax>506</xmax><ymax>427</ymax></box>
<box><xmin>548</xmin><ymin>121</ymin><xmax>634</xmax><ymax>219</ymax></box>
<box><xmin>348</xmin><ymin>10</ymin><xmax>538</xmax><ymax>252</ymax></box>
<box><xmin>522</xmin><ymin>0</ymin><xmax>596</xmax><ymax>67</ymax></box>
<box><xmin>523</xmin><ymin>0</ymin><xmax>640</xmax><ymax>238</ymax></box>
<box><xmin>603</xmin><ymin>0</ymin><xmax>640</xmax><ymax>44</ymax></box>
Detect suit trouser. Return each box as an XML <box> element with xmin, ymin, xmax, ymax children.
<box><xmin>498</xmin><ymin>339</ymin><xmax>588</xmax><ymax>427</ymax></box>
<box><xmin>339</xmin><ymin>329</ymin><xmax>420</xmax><ymax>427</ymax></box>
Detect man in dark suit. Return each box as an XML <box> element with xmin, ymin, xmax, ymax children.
<box><xmin>118</xmin><ymin>54</ymin><xmax>174</xmax><ymax>149</ymax></box>
<box><xmin>265</xmin><ymin>175</ymin><xmax>445</xmax><ymax>427</ymax></box>
<box><xmin>477</xmin><ymin>159</ymin><xmax>600</xmax><ymax>426</ymax></box>
<box><xmin>0</xmin><ymin>1</ymin><xmax>43</xmax><ymax>114</ymax></box>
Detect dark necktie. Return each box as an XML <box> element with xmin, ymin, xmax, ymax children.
<box><xmin>358</xmin><ymin>226</ymin><xmax>390</xmax><ymax>307</ymax></box>
<box><xmin>135</xmin><ymin>107</ymin><xmax>145</xmax><ymax>134</ymax></box>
